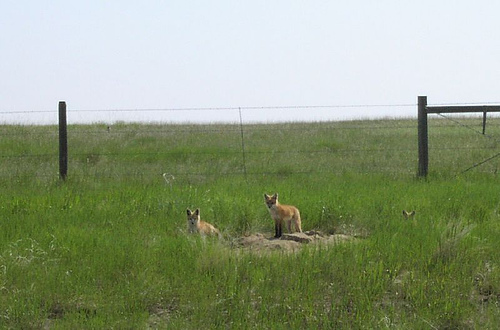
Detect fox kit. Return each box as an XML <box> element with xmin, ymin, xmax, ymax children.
<box><xmin>264</xmin><ymin>193</ymin><xmax>302</xmax><ymax>238</ymax></box>
<box><xmin>186</xmin><ymin>208</ymin><xmax>221</xmax><ymax>237</ymax></box>
<box><xmin>402</xmin><ymin>210</ymin><xmax>416</xmax><ymax>219</ymax></box>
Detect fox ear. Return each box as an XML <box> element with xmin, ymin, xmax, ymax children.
<box><xmin>410</xmin><ymin>211</ymin><xmax>416</xmax><ymax>216</ymax></box>
<box><xmin>402</xmin><ymin>210</ymin><xmax>407</xmax><ymax>215</ymax></box>
<box><xmin>264</xmin><ymin>194</ymin><xmax>269</xmax><ymax>199</ymax></box>
<box><xmin>187</xmin><ymin>209</ymin><xmax>192</xmax><ymax>215</ymax></box>
<box><xmin>194</xmin><ymin>208</ymin><xmax>200</xmax><ymax>216</ymax></box>
<box><xmin>274</xmin><ymin>193</ymin><xmax>278</xmax><ymax>199</ymax></box>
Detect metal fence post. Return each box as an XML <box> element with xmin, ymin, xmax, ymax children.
<box><xmin>59</xmin><ymin>101</ymin><xmax>68</xmax><ymax>180</ymax></box>
<box><xmin>418</xmin><ymin>96</ymin><xmax>428</xmax><ymax>178</ymax></box>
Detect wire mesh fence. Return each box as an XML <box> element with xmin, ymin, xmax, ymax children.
<box><xmin>2</xmin><ymin>103</ymin><xmax>500</xmax><ymax>181</ymax></box>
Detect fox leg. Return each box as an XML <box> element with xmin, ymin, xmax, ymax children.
<box><xmin>294</xmin><ymin>216</ymin><xmax>302</xmax><ymax>233</ymax></box>
<box><xmin>275</xmin><ymin>221</ymin><xmax>282</xmax><ymax>238</ymax></box>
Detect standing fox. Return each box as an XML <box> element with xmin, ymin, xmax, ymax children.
<box><xmin>264</xmin><ymin>193</ymin><xmax>302</xmax><ymax>238</ymax></box>
<box><xmin>186</xmin><ymin>208</ymin><xmax>221</xmax><ymax>237</ymax></box>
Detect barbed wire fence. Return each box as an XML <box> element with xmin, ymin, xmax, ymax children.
<box><xmin>2</xmin><ymin>101</ymin><xmax>500</xmax><ymax>180</ymax></box>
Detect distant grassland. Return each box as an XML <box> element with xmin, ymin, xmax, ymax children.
<box><xmin>1</xmin><ymin>118</ymin><xmax>500</xmax><ymax>328</ymax></box>
<box><xmin>3</xmin><ymin>116</ymin><xmax>500</xmax><ymax>180</ymax></box>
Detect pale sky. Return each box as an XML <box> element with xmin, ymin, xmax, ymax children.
<box><xmin>1</xmin><ymin>1</ymin><xmax>500</xmax><ymax>124</ymax></box>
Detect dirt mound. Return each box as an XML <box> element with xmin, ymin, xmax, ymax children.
<box><xmin>231</xmin><ymin>230</ymin><xmax>356</xmax><ymax>253</ymax></box>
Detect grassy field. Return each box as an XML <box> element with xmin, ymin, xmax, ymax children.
<box><xmin>1</xmin><ymin>118</ymin><xmax>500</xmax><ymax>328</ymax></box>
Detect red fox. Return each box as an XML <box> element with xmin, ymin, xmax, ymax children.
<box><xmin>264</xmin><ymin>193</ymin><xmax>302</xmax><ymax>238</ymax></box>
<box><xmin>186</xmin><ymin>208</ymin><xmax>221</xmax><ymax>237</ymax></box>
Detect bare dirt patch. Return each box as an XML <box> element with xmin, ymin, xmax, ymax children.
<box><xmin>231</xmin><ymin>230</ymin><xmax>357</xmax><ymax>253</ymax></box>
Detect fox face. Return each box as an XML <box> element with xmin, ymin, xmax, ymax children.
<box><xmin>402</xmin><ymin>210</ymin><xmax>416</xmax><ymax>219</ymax></box>
<box><xmin>264</xmin><ymin>193</ymin><xmax>278</xmax><ymax>209</ymax></box>
<box><xmin>187</xmin><ymin>208</ymin><xmax>200</xmax><ymax>228</ymax></box>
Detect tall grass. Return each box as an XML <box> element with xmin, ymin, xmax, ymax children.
<box><xmin>1</xmin><ymin>118</ymin><xmax>500</xmax><ymax>328</ymax></box>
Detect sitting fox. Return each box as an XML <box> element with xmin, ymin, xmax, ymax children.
<box><xmin>264</xmin><ymin>193</ymin><xmax>302</xmax><ymax>238</ymax></box>
<box><xmin>186</xmin><ymin>208</ymin><xmax>221</xmax><ymax>237</ymax></box>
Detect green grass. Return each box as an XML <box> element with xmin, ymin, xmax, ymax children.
<box><xmin>1</xmin><ymin>118</ymin><xmax>500</xmax><ymax>328</ymax></box>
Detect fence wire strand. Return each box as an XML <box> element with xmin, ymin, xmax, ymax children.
<box><xmin>432</xmin><ymin>113</ymin><xmax>500</xmax><ymax>172</ymax></box>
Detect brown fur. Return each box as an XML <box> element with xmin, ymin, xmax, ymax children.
<box><xmin>264</xmin><ymin>193</ymin><xmax>302</xmax><ymax>238</ymax></box>
<box><xmin>186</xmin><ymin>208</ymin><xmax>221</xmax><ymax>237</ymax></box>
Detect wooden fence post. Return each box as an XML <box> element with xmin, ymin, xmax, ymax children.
<box><xmin>59</xmin><ymin>101</ymin><xmax>68</xmax><ymax>180</ymax></box>
<box><xmin>417</xmin><ymin>96</ymin><xmax>428</xmax><ymax>178</ymax></box>
<box><xmin>482</xmin><ymin>111</ymin><xmax>487</xmax><ymax>135</ymax></box>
